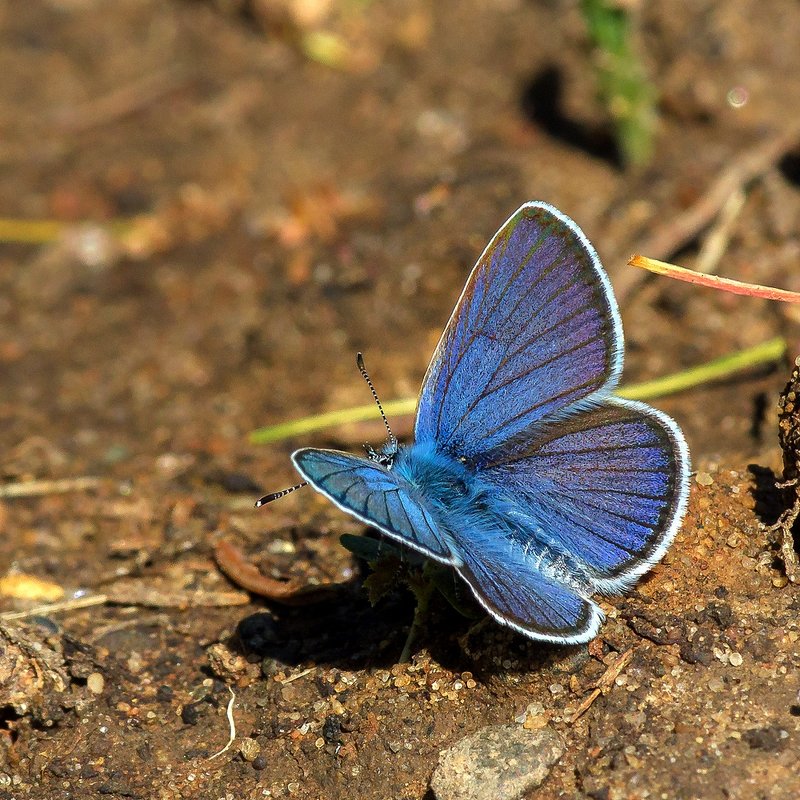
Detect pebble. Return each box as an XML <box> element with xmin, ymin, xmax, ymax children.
<box><xmin>86</xmin><ymin>672</ymin><xmax>105</xmax><ymax>694</ymax></box>
<box><xmin>431</xmin><ymin>724</ymin><xmax>564</xmax><ymax>800</ymax></box>
<box><xmin>516</xmin><ymin>702</ymin><xmax>549</xmax><ymax>731</ymax></box>
<box><xmin>696</xmin><ymin>472</ymin><xmax>714</xmax><ymax>486</ymax></box>
<box><xmin>239</xmin><ymin>738</ymin><xmax>261</xmax><ymax>762</ymax></box>
<box><xmin>252</xmin><ymin>754</ymin><xmax>268</xmax><ymax>771</ymax></box>
<box><xmin>726</xmin><ymin>534</ymin><xmax>741</xmax><ymax>548</ymax></box>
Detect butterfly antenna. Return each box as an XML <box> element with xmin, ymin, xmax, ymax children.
<box><xmin>255</xmin><ymin>481</ymin><xmax>307</xmax><ymax>508</ymax></box>
<box><xmin>357</xmin><ymin>352</ymin><xmax>397</xmax><ymax>449</ymax></box>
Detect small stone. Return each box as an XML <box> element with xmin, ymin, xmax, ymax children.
<box><xmin>87</xmin><ymin>673</ymin><xmax>105</xmax><ymax>695</ymax></box>
<box><xmin>156</xmin><ymin>685</ymin><xmax>174</xmax><ymax>703</ymax></box>
<box><xmin>322</xmin><ymin>715</ymin><xmax>343</xmax><ymax>744</ymax></box>
<box><xmin>267</xmin><ymin>539</ymin><xmax>295</xmax><ymax>555</ymax></box>
<box><xmin>206</xmin><ymin>643</ymin><xmax>251</xmax><ymax>682</ymax></box>
<box><xmin>743</xmin><ymin>725</ymin><xmax>789</xmax><ymax>752</ymax></box>
<box><xmin>695</xmin><ymin>472</ymin><xmax>714</xmax><ymax>486</ymax></box>
<box><xmin>181</xmin><ymin>702</ymin><xmax>203</xmax><ymax>726</ymax></box>
<box><xmin>523</xmin><ymin>714</ymin><xmax>549</xmax><ymax>731</ymax></box>
<box><xmin>329</xmin><ymin>698</ymin><xmax>345</xmax><ymax>715</ymax></box>
<box><xmin>238</xmin><ymin>613</ymin><xmax>281</xmax><ymax>655</ymax></box>
<box><xmin>239</xmin><ymin>738</ymin><xmax>261</xmax><ymax>762</ymax></box>
<box><xmin>726</xmin><ymin>534</ymin><xmax>741</xmax><ymax>548</ymax></box>
<box><xmin>127</xmin><ymin>652</ymin><xmax>143</xmax><ymax>674</ymax></box>
<box><xmin>517</xmin><ymin>702</ymin><xmax>548</xmax><ymax>731</ymax></box>
<box><xmin>431</xmin><ymin>724</ymin><xmax>564</xmax><ymax>800</ymax></box>
<box><xmin>680</xmin><ymin>640</ymin><xmax>713</xmax><ymax>666</ymax></box>
<box><xmin>729</xmin><ymin>652</ymin><xmax>743</xmax><ymax>667</ymax></box>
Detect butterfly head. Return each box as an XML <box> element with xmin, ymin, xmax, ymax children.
<box><xmin>365</xmin><ymin>438</ymin><xmax>399</xmax><ymax>469</ymax></box>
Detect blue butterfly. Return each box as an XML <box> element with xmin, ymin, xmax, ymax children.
<box><xmin>286</xmin><ymin>202</ymin><xmax>689</xmax><ymax>644</ymax></box>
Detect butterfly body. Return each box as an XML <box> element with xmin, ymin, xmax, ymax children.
<box><xmin>289</xmin><ymin>201</ymin><xmax>690</xmax><ymax>644</ymax></box>
<box><xmin>382</xmin><ymin>440</ymin><xmax>594</xmax><ymax>591</ymax></box>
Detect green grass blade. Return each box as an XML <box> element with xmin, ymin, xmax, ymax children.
<box><xmin>617</xmin><ymin>336</ymin><xmax>785</xmax><ymax>400</ymax></box>
<box><xmin>250</xmin><ymin>337</ymin><xmax>786</xmax><ymax>445</ymax></box>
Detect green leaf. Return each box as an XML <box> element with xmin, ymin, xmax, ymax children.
<box><xmin>339</xmin><ymin>533</ymin><xmax>404</xmax><ymax>563</ymax></box>
<box><xmin>428</xmin><ymin>564</ymin><xmax>482</xmax><ymax>620</ymax></box>
<box><xmin>362</xmin><ymin>556</ymin><xmax>405</xmax><ymax>605</ymax></box>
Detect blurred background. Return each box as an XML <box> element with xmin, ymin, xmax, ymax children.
<box><xmin>3</xmin><ymin>0</ymin><xmax>799</xmax><ymax>471</ymax></box>
<box><xmin>2</xmin><ymin>1</ymin><xmax>800</xmax><ymax>797</ymax></box>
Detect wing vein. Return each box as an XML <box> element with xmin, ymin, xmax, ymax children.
<box><xmin>432</xmin><ymin>226</ymin><xmax>552</xmax><ymax>438</ymax></box>
<box><xmin>479</xmin><ymin>376</ymin><xmax>599</xmax><ymax>441</ymax></box>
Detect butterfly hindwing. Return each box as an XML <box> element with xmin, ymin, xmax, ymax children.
<box><xmin>415</xmin><ymin>202</ymin><xmax>623</xmax><ymax>458</ymax></box>
<box><xmin>449</xmin><ymin>524</ymin><xmax>603</xmax><ymax>644</ymax></box>
<box><xmin>479</xmin><ymin>397</ymin><xmax>690</xmax><ymax>592</ymax></box>
<box><xmin>291</xmin><ymin>448</ymin><xmax>455</xmax><ymax>564</ymax></box>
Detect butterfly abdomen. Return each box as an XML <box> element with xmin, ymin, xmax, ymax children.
<box><xmin>393</xmin><ymin>442</ymin><xmax>590</xmax><ymax>590</ymax></box>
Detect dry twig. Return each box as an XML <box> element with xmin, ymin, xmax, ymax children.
<box><xmin>0</xmin><ymin>476</ymin><xmax>102</xmax><ymax>499</ymax></box>
<box><xmin>214</xmin><ymin>539</ymin><xmax>345</xmax><ymax>605</ymax></box>
<box><xmin>616</xmin><ymin>122</ymin><xmax>800</xmax><ymax>303</ymax></box>
<box><xmin>0</xmin><ymin>594</ymin><xmax>108</xmax><ymax>621</ymax></box>
<box><xmin>207</xmin><ymin>686</ymin><xmax>237</xmax><ymax>761</ymax></box>
<box><xmin>55</xmin><ymin>68</ymin><xmax>191</xmax><ymax>133</ymax></box>
<box><xmin>570</xmin><ymin>647</ymin><xmax>635</xmax><ymax>723</ymax></box>
<box><xmin>280</xmin><ymin>667</ymin><xmax>315</xmax><ymax>684</ymax></box>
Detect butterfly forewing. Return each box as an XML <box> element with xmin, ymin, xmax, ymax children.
<box><xmin>291</xmin><ymin>448</ymin><xmax>456</xmax><ymax>564</ymax></box>
<box><xmin>415</xmin><ymin>202</ymin><xmax>623</xmax><ymax>458</ymax></box>
<box><xmin>479</xmin><ymin>398</ymin><xmax>690</xmax><ymax>592</ymax></box>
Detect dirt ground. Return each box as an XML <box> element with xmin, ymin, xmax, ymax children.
<box><xmin>2</xmin><ymin>1</ymin><xmax>800</xmax><ymax>798</ymax></box>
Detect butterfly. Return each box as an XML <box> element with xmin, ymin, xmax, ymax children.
<box><xmin>279</xmin><ymin>202</ymin><xmax>689</xmax><ymax>644</ymax></box>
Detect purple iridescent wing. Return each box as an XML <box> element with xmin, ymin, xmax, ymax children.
<box><xmin>291</xmin><ymin>448</ymin><xmax>455</xmax><ymax>564</ymax></box>
<box><xmin>415</xmin><ymin>202</ymin><xmax>622</xmax><ymax>458</ymax></box>
<box><xmin>478</xmin><ymin>398</ymin><xmax>690</xmax><ymax>592</ymax></box>
<box><xmin>451</xmin><ymin>524</ymin><xmax>603</xmax><ymax>643</ymax></box>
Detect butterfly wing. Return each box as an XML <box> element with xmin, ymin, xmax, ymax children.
<box><xmin>415</xmin><ymin>202</ymin><xmax>623</xmax><ymax>458</ymax></box>
<box><xmin>291</xmin><ymin>448</ymin><xmax>456</xmax><ymax>564</ymax></box>
<box><xmin>289</xmin><ymin>202</ymin><xmax>687</xmax><ymax>645</ymax></box>
<box><xmin>450</xmin><ymin>523</ymin><xmax>603</xmax><ymax>643</ymax></box>
<box><xmin>478</xmin><ymin>397</ymin><xmax>690</xmax><ymax>593</ymax></box>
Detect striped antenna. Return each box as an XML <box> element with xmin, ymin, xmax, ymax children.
<box><xmin>357</xmin><ymin>352</ymin><xmax>396</xmax><ymax>449</ymax></box>
<box><xmin>255</xmin><ymin>481</ymin><xmax>307</xmax><ymax>507</ymax></box>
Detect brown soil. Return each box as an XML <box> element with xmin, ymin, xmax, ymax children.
<box><xmin>2</xmin><ymin>2</ymin><xmax>800</xmax><ymax>798</ymax></box>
